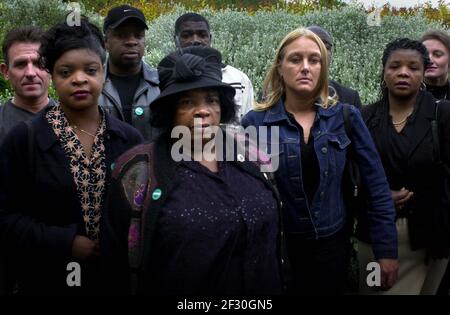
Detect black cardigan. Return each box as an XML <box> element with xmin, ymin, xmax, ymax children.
<box><xmin>426</xmin><ymin>79</ymin><xmax>450</xmax><ymax>101</ymax></box>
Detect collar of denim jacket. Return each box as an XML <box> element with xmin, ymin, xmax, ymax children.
<box><xmin>263</xmin><ymin>98</ymin><xmax>341</xmax><ymax>124</ymax></box>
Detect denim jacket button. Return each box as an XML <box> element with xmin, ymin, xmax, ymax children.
<box><xmin>321</xmin><ymin>147</ymin><xmax>327</xmax><ymax>154</ymax></box>
<box><xmin>320</xmin><ymin>191</ymin><xmax>324</xmax><ymax>198</ymax></box>
<box><xmin>324</xmin><ymin>171</ymin><xmax>328</xmax><ymax>177</ymax></box>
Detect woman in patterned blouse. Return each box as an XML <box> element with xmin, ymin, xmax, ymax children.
<box><xmin>0</xmin><ymin>18</ymin><xmax>142</xmax><ymax>295</ymax></box>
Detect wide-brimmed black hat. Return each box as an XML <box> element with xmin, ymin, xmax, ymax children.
<box><xmin>103</xmin><ymin>5</ymin><xmax>148</xmax><ymax>33</ymax></box>
<box><xmin>150</xmin><ymin>46</ymin><xmax>235</xmax><ymax>110</ymax></box>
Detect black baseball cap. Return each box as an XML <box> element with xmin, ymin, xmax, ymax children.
<box><xmin>103</xmin><ymin>5</ymin><xmax>148</xmax><ymax>33</ymax></box>
<box><xmin>307</xmin><ymin>25</ymin><xmax>333</xmax><ymax>49</ymax></box>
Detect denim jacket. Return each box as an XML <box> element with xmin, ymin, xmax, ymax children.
<box><xmin>241</xmin><ymin>99</ymin><xmax>397</xmax><ymax>259</ymax></box>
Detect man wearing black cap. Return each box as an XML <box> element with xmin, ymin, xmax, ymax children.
<box><xmin>99</xmin><ymin>5</ymin><xmax>160</xmax><ymax>141</ymax></box>
<box><xmin>307</xmin><ymin>25</ymin><xmax>362</xmax><ymax>109</ymax></box>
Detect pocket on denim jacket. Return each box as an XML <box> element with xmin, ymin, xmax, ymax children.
<box><xmin>328</xmin><ymin>134</ymin><xmax>351</xmax><ymax>150</ymax></box>
<box><xmin>327</xmin><ymin>133</ymin><xmax>351</xmax><ymax>176</ymax></box>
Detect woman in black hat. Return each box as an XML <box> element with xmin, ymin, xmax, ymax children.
<box><xmin>101</xmin><ymin>46</ymin><xmax>285</xmax><ymax>295</ymax></box>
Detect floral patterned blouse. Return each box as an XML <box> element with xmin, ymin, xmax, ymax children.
<box><xmin>46</xmin><ymin>105</ymin><xmax>106</xmax><ymax>241</ymax></box>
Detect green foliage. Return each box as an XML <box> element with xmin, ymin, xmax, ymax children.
<box><xmin>79</xmin><ymin>0</ymin><xmax>345</xmax><ymax>19</ymax></box>
<box><xmin>0</xmin><ymin>0</ymin><xmax>102</xmax><ymax>55</ymax></box>
<box><xmin>145</xmin><ymin>5</ymin><xmax>448</xmax><ymax>104</ymax></box>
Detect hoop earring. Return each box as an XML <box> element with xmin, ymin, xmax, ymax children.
<box><xmin>381</xmin><ymin>80</ymin><xmax>387</xmax><ymax>89</ymax></box>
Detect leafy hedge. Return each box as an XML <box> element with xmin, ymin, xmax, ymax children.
<box><xmin>80</xmin><ymin>0</ymin><xmax>347</xmax><ymax>20</ymax></box>
<box><xmin>0</xmin><ymin>0</ymin><xmax>102</xmax><ymax>49</ymax></box>
<box><xmin>144</xmin><ymin>5</ymin><xmax>447</xmax><ymax>104</ymax></box>
<box><xmin>80</xmin><ymin>0</ymin><xmax>449</xmax><ymax>26</ymax></box>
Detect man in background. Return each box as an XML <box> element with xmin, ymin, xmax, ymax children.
<box><xmin>174</xmin><ymin>12</ymin><xmax>254</xmax><ymax>123</ymax></box>
<box><xmin>100</xmin><ymin>5</ymin><xmax>160</xmax><ymax>140</ymax></box>
<box><xmin>0</xmin><ymin>25</ymin><xmax>53</xmax><ymax>295</ymax></box>
<box><xmin>0</xmin><ymin>26</ymin><xmax>53</xmax><ymax>144</ymax></box>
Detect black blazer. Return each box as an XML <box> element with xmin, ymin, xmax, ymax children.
<box><xmin>0</xmin><ymin>108</ymin><xmax>143</xmax><ymax>295</ymax></box>
<box><xmin>361</xmin><ymin>91</ymin><xmax>450</xmax><ymax>250</ymax></box>
<box><xmin>330</xmin><ymin>79</ymin><xmax>362</xmax><ymax>109</ymax></box>
<box><xmin>426</xmin><ymin>79</ymin><xmax>450</xmax><ymax>101</ymax></box>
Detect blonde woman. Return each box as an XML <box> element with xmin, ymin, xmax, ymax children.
<box><xmin>241</xmin><ymin>28</ymin><xmax>398</xmax><ymax>294</ymax></box>
<box><xmin>421</xmin><ymin>30</ymin><xmax>450</xmax><ymax>101</ymax></box>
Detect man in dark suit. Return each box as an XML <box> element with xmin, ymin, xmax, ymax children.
<box><xmin>308</xmin><ymin>25</ymin><xmax>362</xmax><ymax>109</ymax></box>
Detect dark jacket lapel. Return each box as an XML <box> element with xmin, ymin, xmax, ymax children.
<box><xmin>362</xmin><ymin>100</ymin><xmax>387</xmax><ymax>161</ymax></box>
<box><xmin>407</xmin><ymin>91</ymin><xmax>436</xmax><ymax>159</ymax></box>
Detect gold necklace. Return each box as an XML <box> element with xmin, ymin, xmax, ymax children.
<box><xmin>392</xmin><ymin>110</ymin><xmax>413</xmax><ymax>126</ymax></box>
<box><xmin>72</xmin><ymin>125</ymin><xmax>96</xmax><ymax>137</ymax></box>
<box><xmin>392</xmin><ymin>116</ymin><xmax>409</xmax><ymax>126</ymax></box>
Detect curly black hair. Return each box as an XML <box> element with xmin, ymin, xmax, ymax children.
<box><xmin>379</xmin><ymin>38</ymin><xmax>431</xmax><ymax>99</ymax></box>
<box><xmin>39</xmin><ymin>17</ymin><xmax>106</xmax><ymax>74</ymax></box>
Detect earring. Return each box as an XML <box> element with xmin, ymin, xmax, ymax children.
<box><xmin>421</xmin><ymin>81</ymin><xmax>426</xmax><ymax>90</ymax></box>
<box><xmin>381</xmin><ymin>80</ymin><xmax>387</xmax><ymax>89</ymax></box>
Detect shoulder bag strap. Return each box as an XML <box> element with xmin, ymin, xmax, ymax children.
<box><xmin>342</xmin><ymin>105</ymin><xmax>361</xmax><ymax>197</ymax></box>
<box><xmin>431</xmin><ymin>101</ymin><xmax>442</xmax><ymax>166</ymax></box>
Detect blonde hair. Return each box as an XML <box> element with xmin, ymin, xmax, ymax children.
<box><xmin>255</xmin><ymin>28</ymin><xmax>337</xmax><ymax>111</ymax></box>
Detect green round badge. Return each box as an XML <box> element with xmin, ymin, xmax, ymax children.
<box><xmin>134</xmin><ymin>107</ymin><xmax>144</xmax><ymax>116</ymax></box>
<box><xmin>152</xmin><ymin>188</ymin><xmax>162</xmax><ymax>200</ymax></box>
